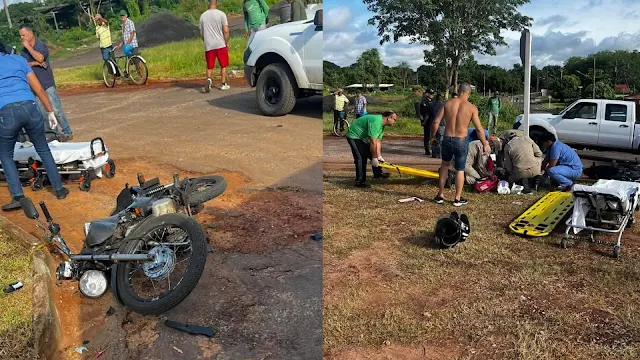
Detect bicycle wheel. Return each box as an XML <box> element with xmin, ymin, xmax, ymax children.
<box><xmin>127</xmin><ymin>56</ymin><xmax>148</xmax><ymax>85</ymax></box>
<box><xmin>102</xmin><ymin>60</ymin><xmax>117</xmax><ymax>88</ymax></box>
<box><xmin>334</xmin><ymin>119</ymin><xmax>350</xmax><ymax>137</ymax></box>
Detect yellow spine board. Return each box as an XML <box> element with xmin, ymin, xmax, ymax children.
<box><xmin>378</xmin><ymin>163</ymin><xmax>439</xmax><ymax>179</ymax></box>
<box><xmin>509</xmin><ymin>191</ymin><xmax>575</xmax><ymax>237</ymax></box>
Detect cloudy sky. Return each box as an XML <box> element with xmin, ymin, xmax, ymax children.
<box><xmin>324</xmin><ymin>0</ymin><xmax>640</xmax><ymax>70</ymax></box>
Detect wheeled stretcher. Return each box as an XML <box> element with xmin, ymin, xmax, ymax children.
<box><xmin>0</xmin><ymin>137</ymin><xmax>116</xmax><ymax>192</ymax></box>
<box><xmin>561</xmin><ymin>179</ymin><xmax>640</xmax><ymax>258</ymax></box>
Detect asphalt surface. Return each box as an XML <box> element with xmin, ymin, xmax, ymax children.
<box><xmin>323</xmin><ymin>136</ymin><xmax>640</xmax><ymax>169</ymax></box>
<box><xmin>60</xmin><ymin>84</ymin><xmax>323</xmax><ymax>192</ymax></box>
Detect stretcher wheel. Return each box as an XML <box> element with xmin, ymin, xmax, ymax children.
<box><xmin>103</xmin><ymin>160</ymin><xmax>116</xmax><ymax>179</ymax></box>
<box><xmin>79</xmin><ymin>177</ymin><xmax>92</xmax><ymax>192</ymax></box>
<box><xmin>560</xmin><ymin>238</ymin><xmax>568</xmax><ymax>249</ymax></box>
<box><xmin>613</xmin><ymin>245</ymin><xmax>621</xmax><ymax>258</ymax></box>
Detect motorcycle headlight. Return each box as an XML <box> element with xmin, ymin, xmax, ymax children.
<box><xmin>79</xmin><ymin>270</ymin><xmax>108</xmax><ymax>298</ymax></box>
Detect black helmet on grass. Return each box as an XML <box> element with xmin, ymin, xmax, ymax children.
<box><xmin>434</xmin><ymin>211</ymin><xmax>470</xmax><ymax>248</ymax></box>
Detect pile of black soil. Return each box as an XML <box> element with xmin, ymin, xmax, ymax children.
<box><xmin>137</xmin><ymin>13</ymin><xmax>200</xmax><ymax>48</ymax></box>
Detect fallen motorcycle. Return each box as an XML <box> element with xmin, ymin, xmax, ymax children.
<box><xmin>19</xmin><ymin>173</ymin><xmax>227</xmax><ymax>315</ymax></box>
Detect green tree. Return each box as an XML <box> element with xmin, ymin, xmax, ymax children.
<box><xmin>363</xmin><ymin>0</ymin><xmax>531</xmax><ymax>98</ymax></box>
<box><xmin>394</xmin><ymin>61</ymin><xmax>412</xmax><ymax>89</ymax></box>
<box><xmin>356</xmin><ymin>48</ymin><xmax>384</xmax><ymax>90</ymax></box>
<box><xmin>551</xmin><ymin>74</ymin><xmax>580</xmax><ymax>102</ymax></box>
<box><xmin>584</xmin><ymin>81</ymin><xmax>616</xmax><ymax>99</ymax></box>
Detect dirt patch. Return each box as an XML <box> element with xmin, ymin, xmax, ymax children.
<box><xmin>328</xmin><ymin>343</ymin><xmax>462</xmax><ymax>360</ymax></box>
<box><xmin>57</xmin><ymin>77</ymin><xmax>248</xmax><ymax>95</ymax></box>
<box><xmin>137</xmin><ymin>13</ymin><xmax>200</xmax><ymax>48</ymax></box>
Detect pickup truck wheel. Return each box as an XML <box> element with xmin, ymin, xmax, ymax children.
<box><xmin>529</xmin><ymin>127</ymin><xmax>546</xmax><ymax>145</ymax></box>
<box><xmin>256</xmin><ymin>63</ymin><xmax>297</xmax><ymax>116</ymax></box>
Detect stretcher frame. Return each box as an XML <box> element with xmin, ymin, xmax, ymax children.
<box><xmin>0</xmin><ymin>137</ymin><xmax>116</xmax><ymax>192</ymax></box>
<box><xmin>561</xmin><ymin>183</ymin><xmax>640</xmax><ymax>258</ymax></box>
<box><xmin>378</xmin><ymin>162</ymin><xmax>439</xmax><ymax>179</ymax></box>
<box><xmin>509</xmin><ymin>191</ymin><xmax>575</xmax><ymax>237</ymax></box>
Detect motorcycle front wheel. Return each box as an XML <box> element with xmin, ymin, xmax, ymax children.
<box><xmin>115</xmin><ymin>213</ymin><xmax>207</xmax><ymax>315</ymax></box>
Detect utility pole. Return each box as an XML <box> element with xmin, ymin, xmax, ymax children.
<box><xmin>592</xmin><ymin>56</ymin><xmax>596</xmax><ymax>99</ymax></box>
<box><xmin>3</xmin><ymin>0</ymin><xmax>12</xmax><ymax>28</ymax></box>
<box><xmin>483</xmin><ymin>71</ymin><xmax>486</xmax><ymax>96</ymax></box>
<box><xmin>536</xmin><ymin>72</ymin><xmax>539</xmax><ymax>92</ymax></box>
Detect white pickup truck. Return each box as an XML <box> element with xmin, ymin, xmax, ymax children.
<box><xmin>243</xmin><ymin>6</ymin><xmax>323</xmax><ymax>116</ymax></box>
<box><xmin>514</xmin><ymin>99</ymin><xmax>640</xmax><ymax>151</ymax></box>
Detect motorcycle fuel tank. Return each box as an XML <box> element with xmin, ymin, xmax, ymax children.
<box><xmin>151</xmin><ymin>198</ymin><xmax>177</xmax><ymax>216</ymax></box>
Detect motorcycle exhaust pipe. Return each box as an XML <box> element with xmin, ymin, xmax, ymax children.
<box><xmin>70</xmin><ymin>254</ymin><xmax>155</xmax><ymax>262</ymax></box>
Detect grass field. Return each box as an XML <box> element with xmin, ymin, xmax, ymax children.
<box><xmin>0</xmin><ymin>234</ymin><xmax>35</xmax><ymax>360</ymax></box>
<box><xmin>323</xmin><ymin>93</ymin><xmax>522</xmax><ymax>136</ymax></box>
<box><xmin>54</xmin><ymin>37</ymin><xmax>247</xmax><ymax>86</ymax></box>
<box><xmin>323</xmin><ymin>170</ymin><xmax>640</xmax><ymax>359</ymax></box>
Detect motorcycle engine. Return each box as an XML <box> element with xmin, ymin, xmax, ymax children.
<box><xmin>56</xmin><ymin>261</ymin><xmax>75</xmax><ymax>280</ymax></box>
<box><xmin>151</xmin><ymin>198</ymin><xmax>177</xmax><ymax>216</ymax></box>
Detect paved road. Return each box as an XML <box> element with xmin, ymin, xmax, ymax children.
<box><xmin>60</xmin><ymin>84</ymin><xmax>323</xmax><ymax>191</ymax></box>
<box><xmin>323</xmin><ymin>136</ymin><xmax>638</xmax><ymax>169</ymax></box>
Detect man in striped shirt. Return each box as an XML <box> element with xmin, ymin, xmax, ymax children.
<box><xmin>355</xmin><ymin>91</ymin><xmax>367</xmax><ymax>118</ymax></box>
<box><xmin>333</xmin><ymin>88</ymin><xmax>349</xmax><ymax>132</ymax></box>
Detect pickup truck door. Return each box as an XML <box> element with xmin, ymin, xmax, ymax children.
<box><xmin>552</xmin><ymin>101</ymin><xmax>600</xmax><ymax>145</ymax></box>
<box><xmin>302</xmin><ymin>10</ymin><xmax>322</xmax><ymax>86</ymax></box>
<box><xmin>597</xmin><ymin>102</ymin><xmax>634</xmax><ymax>149</ymax></box>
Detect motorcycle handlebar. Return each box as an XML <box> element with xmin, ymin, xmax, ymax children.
<box><xmin>39</xmin><ymin>201</ymin><xmax>53</xmax><ymax>222</ymax></box>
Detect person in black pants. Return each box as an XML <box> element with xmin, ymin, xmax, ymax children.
<box><xmin>420</xmin><ymin>91</ymin><xmax>434</xmax><ymax>155</ymax></box>
<box><xmin>346</xmin><ymin>111</ymin><xmax>397</xmax><ymax>187</ymax></box>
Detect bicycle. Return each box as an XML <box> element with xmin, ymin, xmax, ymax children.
<box><xmin>333</xmin><ymin>108</ymin><xmax>353</xmax><ymax>137</ymax></box>
<box><xmin>102</xmin><ymin>46</ymin><xmax>149</xmax><ymax>88</ymax></box>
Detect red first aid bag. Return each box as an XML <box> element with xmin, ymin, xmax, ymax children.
<box><xmin>474</xmin><ymin>174</ymin><xmax>499</xmax><ymax>193</ymax></box>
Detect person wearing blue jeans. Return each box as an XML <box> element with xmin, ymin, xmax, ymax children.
<box><xmin>540</xmin><ymin>132</ymin><xmax>582</xmax><ymax>191</ymax></box>
<box><xmin>0</xmin><ymin>43</ymin><xmax>69</xmax><ymax>210</ymax></box>
<box><xmin>19</xmin><ymin>25</ymin><xmax>73</xmax><ymax>140</ymax></box>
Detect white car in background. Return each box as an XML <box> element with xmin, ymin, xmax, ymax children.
<box><xmin>244</xmin><ymin>6</ymin><xmax>323</xmax><ymax>116</ymax></box>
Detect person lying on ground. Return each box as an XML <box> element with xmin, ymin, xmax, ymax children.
<box><xmin>19</xmin><ymin>25</ymin><xmax>74</xmax><ymax>141</ymax></box>
<box><xmin>346</xmin><ymin>111</ymin><xmax>396</xmax><ymax>188</ymax></box>
<box><xmin>0</xmin><ymin>42</ymin><xmax>70</xmax><ymax>210</ymax></box>
<box><xmin>447</xmin><ymin>137</ymin><xmax>501</xmax><ymax>185</ymax></box>
<box><xmin>503</xmin><ymin>135</ymin><xmax>544</xmax><ymax>194</ymax></box>
<box><xmin>539</xmin><ymin>132</ymin><xmax>583</xmax><ymax>191</ymax></box>
<box><xmin>430</xmin><ymin>83</ymin><xmax>490</xmax><ymax>207</ymax></box>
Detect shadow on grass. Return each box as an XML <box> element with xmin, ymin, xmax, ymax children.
<box><xmin>406</xmin><ymin>230</ymin><xmax>443</xmax><ymax>250</ymax></box>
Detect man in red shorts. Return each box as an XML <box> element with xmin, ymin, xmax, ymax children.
<box><xmin>200</xmin><ymin>0</ymin><xmax>231</xmax><ymax>92</ymax></box>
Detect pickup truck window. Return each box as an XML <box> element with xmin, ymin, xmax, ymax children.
<box><xmin>563</xmin><ymin>102</ymin><xmax>597</xmax><ymax>119</ymax></box>
<box><xmin>604</xmin><ymin>104</ymin><xmax>628</xmax><ymax>122</ymax></box>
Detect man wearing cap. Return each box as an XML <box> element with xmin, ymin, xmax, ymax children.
<box><xmin>118</xmin><ymin>10</ymin><xmax>139</xmax><ymax>55</ymax></box>
<box><xmin>93</xmin><ymin>14</ymin><xmax>113</xmax><ymax>61</ymax></box>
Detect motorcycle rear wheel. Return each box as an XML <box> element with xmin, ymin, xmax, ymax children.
<box><xmin>115</xmin><ymin>213</ymin><xmax>207</xmax><ymax>315</ymax></box>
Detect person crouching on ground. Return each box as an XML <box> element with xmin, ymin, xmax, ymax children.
<box><xmin>447</xmin><ymin>137</ymin><xmax>501</xmax><ymax>186</ymax></box>
<box><xmin>200</xmin><ymin>0</ymin><xmax>231</xmax><ymax>92</ymax></box>
<box><xmin>539</xmin><ymin>132</ymin><xmax>583</xmax><ymax>191</ymax></box>
<box><xmin>0</xmin><ymin>42</ymin><xmax>69</xmax><ymax>210</ymax></box>
<box><xmin>346</xmin><ymin>111</ymin><xmax>396</xmax><ymax>188</ymax></box>
<box><xmin>503</xmin><ymin>134</ymin><xmax>544</xmax><ymax>194</ymax></box>
<box><xmin>430</xmin><ymin>83</ymin><xmax>490</xmax><ymax>207</ymax></box>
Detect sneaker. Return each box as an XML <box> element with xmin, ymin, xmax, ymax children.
<box><xmin>56</xmin><ymin>187</ymin><xmax>70</xmax><ymax>200</ymax></box>
<box><xmin>2</xmin><ymin>197</ymin><xmax>23</xmax><ymax>211</ymax></box>
<box><xmin>433</xmin><ymin>195</ymin><xmax>445</xmax><ymax>204</ymax></box>
<box><xmin>205</xmin><ymin>78</ymin><xmax>212</xmax><ymax>93</ymax></box>
<box><xmin>355</xmin><ymin>182</ymin><xmax>371</xmax><ymax>188</ymax></box>
<box><xmin>373</xmin><ymin>172</ymin><xmax>391</xmax><ymax>179</ymax></box>
<box><xmin>453</xmin><ymin>198</ymin><xmax>469</xmax><ymax>207</ymax></box>
<box><xmin>220</xmin><ymin>83</ymin><xmax>230</xmax><ymax>90</ymax></box>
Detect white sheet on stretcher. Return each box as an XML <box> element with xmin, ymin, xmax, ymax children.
<box><xmin>2</xmin><ymin>141</ymin><xmax>110</xmax><ymax>178</ymax></box>
<box><xmin>571</xmin><ymin>180</ymin><xmax>640</xmax><ymax>233</ymax></box>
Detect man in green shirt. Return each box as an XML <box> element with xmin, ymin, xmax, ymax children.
<box><xmin>346</xmin><ymin>111</ymin><xmax>397</xmax><ymax>188</ymax></box>
<box><xmin>243</xmin><ymin>0</ymin><xmax>269</xmax><ymax>37</ymax></box>
<box><xmin>288</xmin><ymin>0</ymin><xmax>307</xmax><ymax>22</ymax></box>
<box><xmin>487</xmin><ymin>91</ymin><xmax>501</xmax><ymax>135</ymax></box>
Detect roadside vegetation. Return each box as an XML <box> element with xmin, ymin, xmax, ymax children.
<box><xmin>0</xmin><ymin>234</ymin><xmax>34</xmax><ymax>360</ymax></box>
<box><xmin>54</xmin><ymin>36</ymin><xmax>247</xmax><ymax>86</ymax></box>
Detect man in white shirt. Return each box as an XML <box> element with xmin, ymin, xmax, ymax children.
<box><xmin>200</xmin><ymin>0</ymin><xmax>230</xmax><ymax>92</ymax></box>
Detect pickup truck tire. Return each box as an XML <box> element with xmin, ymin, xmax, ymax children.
<box><xmin>256</xmin><ymin>63</ymin><xmax>297</xmax><ymax>116</ymax></box>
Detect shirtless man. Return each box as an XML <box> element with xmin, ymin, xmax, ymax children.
<box><xmin>430</xmin><ymin>83</ymin><xmax>490</xmax><ymax>206</ymax></box>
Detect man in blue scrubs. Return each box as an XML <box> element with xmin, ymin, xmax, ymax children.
<box><xmin>0</xmin><ymin>42</ymin><xmax>69</xmax><ymax>210</ymax></box>
<box><xmin>540</xmin><ymin>132</ymin><xmax>583</xmax><ymax>191</ymax></box>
